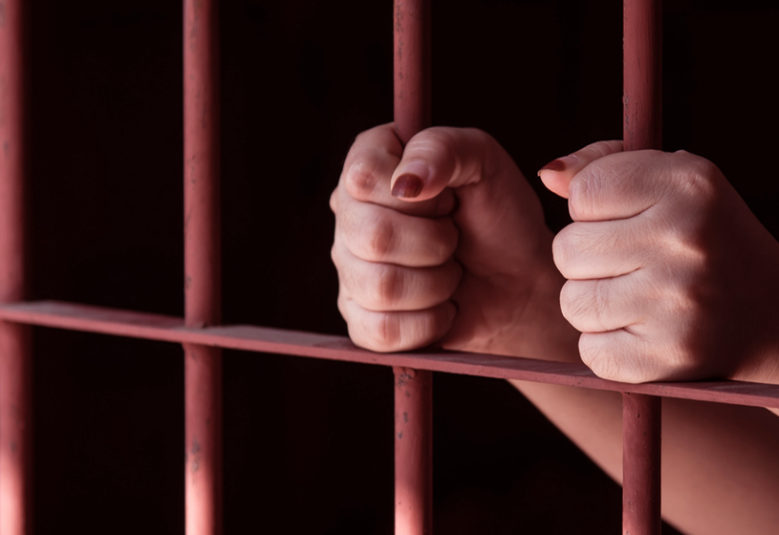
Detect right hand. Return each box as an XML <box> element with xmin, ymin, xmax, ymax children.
<box><xmin>330</xmin><ymin>123</ymin><xmax>574</xmax><ymax>358</ymax></box>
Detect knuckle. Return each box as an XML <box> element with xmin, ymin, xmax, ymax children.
<box><xmin>560</xmin><ymin>280</ymin><xmax>605</xmax><ymax>330</ymax></box>
<box><xmin>345</xmin><ymin>158</ymin><xmax>380</xmax><ymax>199</ymax></box>
<box><xmin>579</xmin><ymin>335</ymin><xmax>622</xmax><ymax>381</ymax></box>
<box><xmin>371</xmin><ymin>312</ymin><xmax>400</xmax><ymax>350</ymax></box>
<box><xmin>362</xmin><ymin>216</ymin><xmax>396</xmax><ymax>260</ymax></box>
<box><xmin>568</xmin><ymin>172</ymin><xmax>599</xmax><ymax>219</ymax></box>
<box><xmin>552</xmin><ymin>227</ymin><xmax>575</xmax><ymax>276</ymax></box>
<box><xmin>329</xmin><ymin>188</ymin><xmax>338</xmax><ymax>213</ymax></box>
<box><xmin>578</xmin><ymin>334</ymin><xmax>602</xmax><ymax>368</ymax></box>
<box><xmin>370</xmin><ymin>265</ymin><xmax>402</xmax><ymax>309</ymax></box>
<box><xmin>431</xmin><ymin>218</ymin><xmax>458</xmax><ymax>263</ymax></box>
<box><xmin>408</xmin><ymin>127</ymin><xmax>458</xmax><ymax>162</ymax></box>
<box><xmin>330</xmin><ymin>243</ymin><xmax>340</xmax><ymax>269</ymax></box>
<box><xmin>669</xmin><ymin>280</ymin><xmax>696</xmax><ymax>314</ymax></box>
<box><xmin>672</xmin><ymin>152</ymin><xmax>719</xmax><ymax>199</ymax></box>
<box><xmin>336</xmin><ymin>293</ymin><xmax>347</xmax><ymax>318</ymax></box>
<box><xmin>559</xmin><ymin>280</ymin><xmax>579</xmax><ymax>322</ymax></box>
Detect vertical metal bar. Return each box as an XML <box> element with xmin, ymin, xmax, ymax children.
<box><xmin>393</xmin><ymin>1</ymin><xmax>432</xmax><ymax>533</ymax></box>
<box><xmin>623</xmin><ymin>0</ymin><xmax>662</xmax><ymax>152</ymax></box>
<box><xmin>622</xmin><ymin>0</ymin><xmax>663</xmax><ymax>532</ymax></box>
<box><xmin>393</xmin><ymin>0</ymin><xmax>431</xmax><ymax>146</ymax></box>
<box><xmin>184</xmin><ymin>1</ymin><xmax>222</xmax><ymax>534</ymax></box>
<box><xmin>622</xmin><ymin>394</ymin><xmax>661</xmax><ymax>535</ymax></box>
<box><xmin>394</xmin><ymin>367</ymin><xmax>432</xmax><ymax>535</ymax></box>
<box><xmin>623</xmin><ymin>2</ymin><xmax>662</xmax><ymax>534</ymax></box>
<box><xmin>0</xmin><ymin>1</ymin><xmax>31</xmax><ymax>534</ymax></box>
<box><xmin>393</xmin><ymin>1</ymin><xmax>432</xmax><ymax>532</ymax></box>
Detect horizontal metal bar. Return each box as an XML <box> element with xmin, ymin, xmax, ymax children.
<box><xmin>1</xmin><ymin>300</ymin><xmax>779</xmax><ymax>408</ymax></box>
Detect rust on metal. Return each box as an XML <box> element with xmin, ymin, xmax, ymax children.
<box><xmin>0</xmin><ymin>1</ymin><xmax>31</xmax><ymax>533</ymax></box>
<box><xmin>394</xmin><ymin>367</ymin><xmax>432</xmax><ymax>535</ymax></box>
<box><xmin>184</xmin><ymin>0</ymin><xmax>222</xmax><ymax>533</ymax></box>
<box><xmin>622</xmin><ymin>1</ymin><xmax>663</xmax><ymax>534</ymax></box>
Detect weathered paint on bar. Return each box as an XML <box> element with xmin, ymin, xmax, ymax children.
<box><xmin>622</xmin><ymin>394</ymin><xmax>662</xmax><ymax>535</ymax></box>
<box><xmin>622</xmin><ymin>1</ymin><xmax>663</xmax><ymax>533</ymax></box>
<box><xmin>0</xmin><ymin>1</ymin><xmax>31</xmax><ymax>533</ymax></box>
<box><xmin>394</xmin><ymin>368</ymin><xmax>433</xmax><ymax>535</ymax></box>
<box><xmin>184</xmin><ymin>0</ymin><xmax>223</xmax><ymax>533</ymax></box>
<box><xmin>394</xmin><ymin>0</ymin><xmax>433</xmax><ymax>533</ymax></box>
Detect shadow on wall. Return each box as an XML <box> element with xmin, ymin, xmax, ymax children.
<box><xmin>26</xmin><ymin>0</ymin><xmax>777</xmax><ymax>533</ymax></box>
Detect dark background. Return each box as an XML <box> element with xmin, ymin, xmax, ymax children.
<box><xmin>23</xmin><ymin>0</ymin><xmax>779</xmax><ymax>533</ymax></box>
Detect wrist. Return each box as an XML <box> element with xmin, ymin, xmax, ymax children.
<box><xmin>473</xmin><ymin>264</ymin><xmax>581</xmax><ymax>364</ymax></box>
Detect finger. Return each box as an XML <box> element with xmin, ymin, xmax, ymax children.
<box><xmin>537</xmin><ymin>140</ymin><xmax>623</xmax><ymax>199</ymax></box>
<box><xmin>339</xmin><ymin>296</ymin><xmax>457</xmax><ymax>352</ymax></box>
<box><xmin>332</xmin><ymin>240</ymin><xmax>462</xmax><ymax>311</ymax></box>
<box><xmin>566</xmin><ymin>150</ymin><xmax>681</xmax><ymax>222</ymax></box>
<box><xmin>579</xmin><ymin>329</ymin><xmax>696</xmax><ymax>383</ymax></box>
<box><xmin>337</xmin><ymin>200</ymin><xmax>458</xmax><ymax>267</ymax></box>
<box><xmin>388</xmin><ymin>127</ymin><xmax>510</xmax><ymax>203</ymax></box>
<box><xmin>560</xmin><ymin>273</ymin><xmax>646</xmax><ymax>333</ymax></box>
<box><xmin>552</xmin><ymin>217</ymin><xmax>650</xmax><ymax>279</ymax></box>
<box><xmin>341</xmin><ymin>123</ymin><xmax>456</xmax><ymax>217</ymax></box>
<box><xmin>578</xmin><ymin>329</ymin><xmax>653</xmax><ymax>383</ymax></box>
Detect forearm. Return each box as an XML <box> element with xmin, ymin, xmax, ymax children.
<box><xmin>499</xmin><ymin>272</ymin><xmax>779</xmax><ymax>535</ymax></box>
<box><xmin>512</xmin><ymin>380</ymin><xmax>779</xmax><ymax>534</ymax></box>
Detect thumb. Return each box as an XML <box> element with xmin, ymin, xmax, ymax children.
<box><xmin>389</xmin><ymin>126</ymin><xmax>551</xmax><ymax>280</ymax></box>
<box><xmin>537</xmin><ymin>140</ymin><xmax>624</xmax><ymax>198</ymax></box>
<box><xmin>389</xmin><ymin>127</ymin><xmax>504</xmax><ymax>202</ymax></box>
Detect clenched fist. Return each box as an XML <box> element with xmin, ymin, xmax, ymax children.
<box><xmin>330</xmin><ymin>123</ymin><xmax>576</xmax><ymax>360</ymax></box>
<box><xmin>540</xmin><ymin>142</ymin><xmax>779</xmax><ymax>384</ymax></box>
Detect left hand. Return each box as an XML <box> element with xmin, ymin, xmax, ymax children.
<box><xmin>539</xmin><ymin>142</ymin><xmax>779</xmax><ymax>384</ymax></box>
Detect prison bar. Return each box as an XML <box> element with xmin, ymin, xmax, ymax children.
<box><xmin>394</xmin><ymin>367</ymin><xmax>433</xmax><ymax>535</ymax></box>
<box><xmin>622</xmin><ymin>1</ymin><xmax>663</xmax><ymax>534</ymax></box>
<box><xmin>0</xmin><ymin>0</ymin><xmax>769</xmax><ymax>533</ymax></box>
<box><xmin>3</xmin><ymin>301</ymin><xmax>779</xmax><ymax>411</ymax></box>
<box><xmin>393</xmin><ymin>0</ymin><xmax>433</xmax><ymax>533</ymax></box>
<box><xmin>184</xmin><ymin>0</ymin><xmax>223</xmax><ymax>534</ymax></box>
<box><xmin>0</xmin><ymin>1</ymin><xmax>31</xmax><ymax>534</ymax></box>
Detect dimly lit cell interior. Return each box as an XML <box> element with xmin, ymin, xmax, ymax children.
<box><xmin>24</xmin><ymin>0</ymin><xmax>779</xmax><ymax>533</ymax></box>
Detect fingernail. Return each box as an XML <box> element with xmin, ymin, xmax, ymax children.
<box><xmin>392</xmin><ymin>161</ymin><xmax>429</xmax><ymax>198</ymax></box>
<box><xmin>391</xmin><ymin>174</ymin><xmax>424</xmax><ymax>198</ymax></box>
<box><xmin>537</xmin><ymin>154</ymin><xmax>579</xmax><ymax>176</ymax></box>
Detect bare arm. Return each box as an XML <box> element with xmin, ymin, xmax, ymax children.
<box><xmin>330</xmin><ymin>124</ymin><xmax>779</xmax><ymax>535</ymax></box>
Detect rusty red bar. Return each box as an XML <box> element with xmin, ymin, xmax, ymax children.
<box><xmin>624</xmin><ymin>0</ymin><xmax>662</xmax><ymax>152</ymax></box>
<box><xmin>623</xmin><ymin>1</ymin><xmax>663</xmax><ymax>534</ymax></box>
<box><xmin>622</xmin><ymin>394</ymin><xmax>662</xmax><ymax>535</ymax></box>
<box><xmin>394</xmin><ymin>0</ymin><xmax>432</xmax><ymax>533</ymax></box>
<box><xmin>394</xmin><ymin>0</ymin><xmax>431</xmax><ymax>145</ymax></box>
<box><xmin>184</xmin><ymin>0</ymin><xmax>222</xmax><ymax>533</ymax></box>
<box><xmin>4</xmin><ymin>301</ymin><xmax>779</xmax><ymax>409</ymax></box>
<box><xmin>0</xmin><ymin>2</ymin><xmax>32</xmax><ymax>534</ymax></box>
<box><xmin>394</xmin><ymin>368</ymin><xmax>433</xmax><ymax>535</ymax></box>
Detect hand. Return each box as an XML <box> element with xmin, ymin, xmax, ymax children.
<box><xmin>331</xmin><ymin>124</ymin><xmax>576</xmax><ymax>359</ymax></box>
<box><xmin>539</xmin><ymin>142</ymin><xmax>779</xmax><ymax>383</ymax></box>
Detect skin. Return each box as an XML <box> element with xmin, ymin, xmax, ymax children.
<box><xmin>330</xmin><ymin>123</ymin><xmax>779</xmax><ymax>534</ymax></box>
<box><xmin>543</xmin><ymin>145</ymin><xmax>779</xmax><ymax>385</ymax></box>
